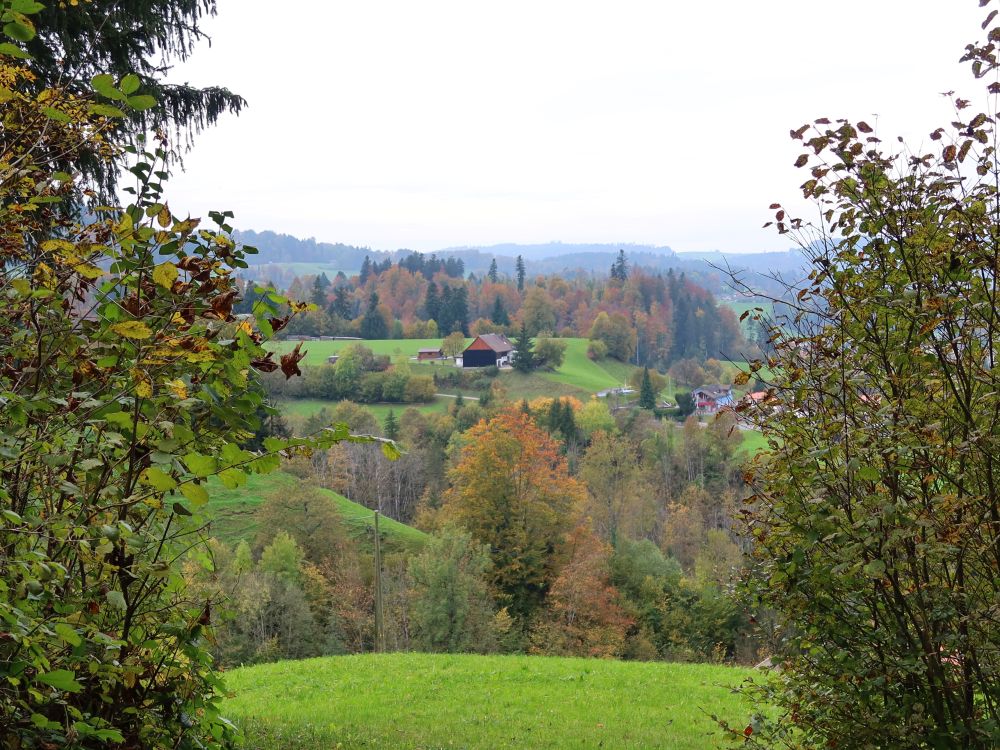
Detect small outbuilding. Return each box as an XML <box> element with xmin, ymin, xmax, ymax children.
<box><xmin>417</xmin><ymin>348</ymin><xmax>444</xmax><ymax>361</ymax></box>
<box><xmin>462</xmin><ymin>334</ymin><xmax>514</xmax><ymax>368</ymax></box>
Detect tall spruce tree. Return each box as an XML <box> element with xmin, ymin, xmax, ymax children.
<box><xmin>513</xmin><ymin>322</ymin><xmax>535</xmax><ymax>372</ymax></box>
<box><xmin>23</xmin><ymin>0</ymin><xmax>246</xmax><ymax>192</ymax></box>
<box><xmin>516</xmin><ymin>255</ymin><xmax>526</xmax><ymax>291</ymax></box>
<box><xmin>383</xmin><ymin>409</ymin><xmax>399</xmax><ymax>441</ymax></box>
<box><xmin>610</xmin><ymin>249</ymin><xmax>629</xmax><ymax>281</ymax></box>
<box><xmin>360</xmin><ymin>291</ymin><xmax>388</xmax><ymax>339</ymax></box>
<box><xmin>490</xmin><ymin>295</ymin><xmax>510</xmax><ymax>325</ymax></box>
<box><xmin>488</xmin><ymin>258</ymin><xmax>499</xmax><ymax>283</ymax></box>
<box><xmin>638</xmin><ymin>367</ymin><xmax>656</xmax><ymax>410</ymax></box>
<box><xmin>424</xmin><ymin>280</ymin><xmax>440</xmax><ymax>322</ymax></box>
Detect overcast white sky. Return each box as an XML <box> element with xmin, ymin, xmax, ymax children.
<box><xmin>165</xmin><ymin>1</ymin><xmax>989</xmax><ymax>253</ymax></box>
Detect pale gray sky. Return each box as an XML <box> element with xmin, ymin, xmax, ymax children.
<box><xmin>166</xmin><ymin>1</ymin><xmax>988</xmax><ymax>253</ymax></box>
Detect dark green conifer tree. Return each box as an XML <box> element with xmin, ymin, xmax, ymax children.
<box><xmin>513</xmin><ymin>322</ymin><xmax>535</xmax><ymax>373</ymax></box>
<box><xmin>360</xmin><ymin>291</ymin><xmax>388</xmax><ymax>339</ymax></box>
<box><xmin>490</xmin><ymin>296</ymin><xmax>510</xmax><ymax>325</ymax></box>
<box><xmin>639</xmin><ymin>367</ymin><xmax>656</xmax><ymax>409</ymax></box>
<box><xmin>383</xmin><ymin>409</ymin><xmax>399</xmax><ymax>441</ymax></box>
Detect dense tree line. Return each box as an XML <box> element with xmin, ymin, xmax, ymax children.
<box><xmin>199</xmin><ymin>387</ymin><xmax>757</xmax><ymax>667</ymax></box>
<box><xmin>271</xmin><ymin>253</ymin><xmax>747</xmax><ymax>370</ymax></box>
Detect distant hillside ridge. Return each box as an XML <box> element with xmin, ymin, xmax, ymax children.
<box><xmin>234</xmin><ymin>228</ymin><xmax>808</xmax><ymax>295</ymax></box>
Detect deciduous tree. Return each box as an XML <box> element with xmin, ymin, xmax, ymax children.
<box><xmin>442</xmin><ymin>411</ymin><xmax>586</xmax><ymax>620</ymax></box>
<box><xmin>735</xmin><ymin>7</ymin><xmax>1000</xmax><ymax>746</ymax></box>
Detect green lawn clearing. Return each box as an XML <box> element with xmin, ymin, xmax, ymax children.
<box><xmin>206</xmin><ymin>471</ymin><xmax>427</xmax><ymax>553</ymax></box>
<box><xmin>224</xmin><ymin>652</ymin><xmax>757</xmax><ymax>750</ymax></box>
<box><xmin>269</xmin><ymin>338</ymin><xmax>463</xmax><ymax>367</ymax></box>
<box><xmin>542</xmin><ymin>338</ymin><xmax>630</xmax><ymax>393</ymax></box>
<box><xmin>277</xmin><ymin>398</ymin><xmax>449</xmax><ymax>426</ymax></box>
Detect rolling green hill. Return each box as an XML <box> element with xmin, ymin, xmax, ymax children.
<box><xmin>269</xmin><ymin>337</ymin><xmax>632</xmax><ymax>395</ymax></box>
<box><xmin>206</xmin><ymin>471</ymin><xmax>428</xmax><ymax>554</ymax></box>
<box><xmin>224</xmin><ymin>652</ymin><xmax>757</xmax><ymax>750</ymax></box>
<box><xmin>269</xmin><ymin>338</ymin><xmax>456</xmax><ymax>366</ymax></box>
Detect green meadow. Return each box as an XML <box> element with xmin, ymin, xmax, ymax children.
<box><xmin>269</xmin><ymin>338</ymin><xmax>455</xmax><ymax>366</ymax></box>
<box><xmin>224</xmin><ymin>652</ymin><xmax>758</xmax><ymax>750</ymax></box>
<box><xmin>205</xmin><ymin>471</ymin><xmax>427</xmax><ymax>553</ymax></box>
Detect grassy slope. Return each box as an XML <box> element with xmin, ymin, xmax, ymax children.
<box><xmin>269</xmin><ymin>338</ymin><xmax>458</xmax><ymax>366</ymax></box>
<box><xmin>279</xmin><ymin>398</ymin><xmax>449</xmax><ymax>423</ymax></box>
<box><xmin>206</xmin><ymin>472</ymin><xmax>427</xmax><ymax>554</ymax></box>
<box><xmin>542</xmin><ymin>338</ymin><xmax>629</xmax><ymax>393</ymax></box>
<box><xmin>225</xmin><ymin>653</ymin><xmax>755</xmax><ymax>750</ymax></box>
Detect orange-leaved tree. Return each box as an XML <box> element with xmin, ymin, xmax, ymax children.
<box><xmin>442</xmin><ymin>409</ymin><xmax>585</xmax><ymax>621</ymax></box>
<box><xmin>529</xmin><ymin>523</ymin><xmax>633</xmax><ymax>658</ymax></box>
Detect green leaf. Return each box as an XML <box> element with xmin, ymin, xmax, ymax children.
<box><xmin>40</xmin><ymin>106</ymin><xmax>70</xmax><ymax>123</ymax></box>
<box><xmin>106</xmin><ymin>590</ymin><xmax>126</xmax><ymax>611</ymax></box>
<box><xmin>184</xmin><ymin>452</ymin><xmax>216</xmax><ymax>477</ymax></box>
<box><xmin>857</xmin><ymin>466</ymin><xmax>880</xmax><ymax>482</ymax></box>
<box><xmin>126</xmin><ymin>94</ymin><xmax>157</xmax><ymax>111</ymax></box>
<box><xmin>9</xmin><ymin>0</ymin><xmax>45</xmax><ymax>13</ymax></box>
<box><xmin>0</xmin><ymin>41</ymin><xmax>30</xmax><ymax>59</ymax></box>
<box><xmin>217</xmin><ymin>468</ymin><xmax>246</xmax><ymax>489</ymax></box>
<box><xmin>171</xmin><ymin>501</ymin><xmax>192</xmax><ymax>517</ymax></box>
<box><xmin>89</xmin><ymin>103</ymin><xmax>126</xmax><ymax>118</ymax></box>
<box><xmin>142</xmin><ymin>467</ymin><xmax>177</xmax><ymax>492</ymax></box>
<box><xmin>37</xmin><ymin>669</ymin><xmax>82</xmax><ymax>693</ymax></box>
<box><xmin>54</xmin><ymin>623</ymin><xmax>82</xmax><ymax>647</ymax></box>
<box><xmin>3</xmin><ymin>20</ymin><xmax>34</xmax><ymax>42</ymax></box>
<box><xmin>90</xmin><ymin>73</ymin><xmax>124</xmax><ymax>101</ymax></box>
<box><xmin>119</xmin><ymin>74</ymin><xmax>141</xmax><ymax>95</ymax></box>
<box><xmin>863</xmin><ymin>559</ymin><xmax>886</xmax><ymax>577</ymax></box>
<box><xmin>179</xmin><ymin>481</ymin><xmax>209</xmax><ymax>507</ymax></box>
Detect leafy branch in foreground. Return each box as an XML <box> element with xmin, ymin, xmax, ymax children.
<box><xmin>729</xmin><ymin>2</ymin><xmax>1000</xmax><ymax>747</ymax></box>
<box><xmin>0</xmin><ymin>5</ymin><xmax>394</xmax><ymax>745</ymax></box>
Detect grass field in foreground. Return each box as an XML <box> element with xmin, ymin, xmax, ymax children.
<box><xmin>225</xmin><ymin>653</ymin><xmax>756</xmax><ymax>750</ymax></box>
<box><xmin>206</xmin><ymin>471</ymin><xmax>428</xmax><ymax>553</ymax></box>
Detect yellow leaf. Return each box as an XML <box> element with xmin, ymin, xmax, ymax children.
<box><xmin>131</xmin><ymin>368</ymin><xmax>152</xmax><ymax>398</ymax></box>
<box><xmin>152</xmin><ymin>262</ymin><xmax>178</xmax><ymax>289</ymax></box>
<box><xmin>41</xmin><ymin>239</ymin><xmax>75</xmax><ymax>253</ymax></box>
<box><xmin>157</xmin><ymin>205</ymin><xmax>171</xmax><ymax>228</ymax></box>
<box><xmin>73</xmin><ymin>263</ymin><xmax>104</xmax><ymax>280</ymax></box>
<box><xmin>111</xmin><ymin>321</ymin><xmax>153</xmax><ymax>340</ymax></box>
<box><xmin>165</xmin><ymin>379</ymin><xmax>187</xmax><ymax>400</ymax></box>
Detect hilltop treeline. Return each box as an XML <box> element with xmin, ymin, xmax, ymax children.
<box><xmin>240</xmin><ymin>251</ymin><xmax>748</xmax><ymax>370</ymax></box>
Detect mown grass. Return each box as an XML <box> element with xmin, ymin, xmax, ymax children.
<box><xmin>542</xmin><ymin>339</ymin><xmax>630</xmax><ymax>393</ymax></box>
<box><xmin>278</xmin><ymin>398</ymin><xmax>449</xmax><ymax>424</ymax></box>
<box><xmin>206</xmin><ymin>471</ymin><xmax>427</xmax><ymax>553</ymax></box>
<box><xmin>270</xmin><ymin>337</ymin><xmax>633</xmax><ymax>396</ymax></box>
<box><xmin>737</xmin><ymin>429</ymin><xmax>770</xmax><ymax>456</ymax></box>
<box><xmin>269</xmin><ymin>338</ymin><xmax>462</xmax><ymax>367</ymax></box>
<box><xmin>224</xmin><ymin>653</ymin><xmax>756</xmax><ymax>750</ymax></box>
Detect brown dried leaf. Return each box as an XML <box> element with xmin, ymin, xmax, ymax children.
<box><xmin>857</xmin><ymin>121</ymin><xmax>873</xmax><ymax>133</ymax></box>
<box><xmin>280</xmin><ymin>342</ymin><xmax>306</xmax><ymax>379</ymax></box>
<box><xmin>794</xmin><ymin>154</ymin><xmax>809</xmax><ymax>168</ymax></box>
<box><xmin>943</xmin><ymin>144</ymin><xmax>958</xmax><ymax>162</ymax></box>
<box><xmin>268</xmin><ymin>314</ymin><xmax>291</xmax><ymax>333</ymax></box>
<box><xmin>251</xmin><ymin>355</ymin><xmax>279</xmax><ymax>373</ymax></box>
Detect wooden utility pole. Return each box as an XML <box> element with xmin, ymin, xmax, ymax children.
<box><xmin>373</xmin><ymin>510</ymin><xmax>385</xmax><ymax>653</ymax></box>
